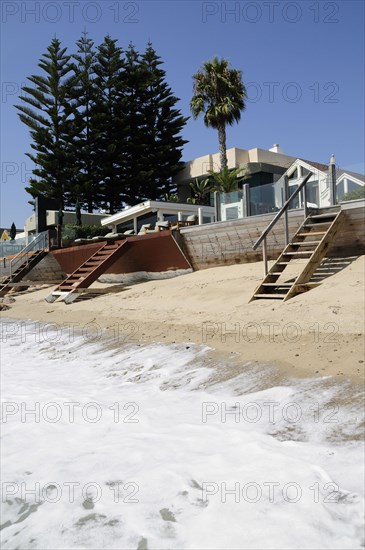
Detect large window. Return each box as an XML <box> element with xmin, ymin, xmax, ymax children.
<box><xmin>250</xmin><ymin>183</ymin><xmax>276</xmax><ymax>215</ymax></box>
<box><xmin>307</xmin><ymin>180</ymin><xmax>319</xmax><ymax>205</ymax></box>
<box><xmin>336</xmin><ymin>181</ymin><xmax>345</xmax><ymax>199</ymax></box>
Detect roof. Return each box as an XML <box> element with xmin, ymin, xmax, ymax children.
<box><xmin>336</xmin><ymin>169</ymin><xmax>365</xmax><ymax>183</ymax></box>
<box><xmin>299</xmin><ymin>159</ymin><xmax>329</xmax><ymax>172</ymax></box>
<box><xmin>101</xmin><ymin>200</ymin><xmax>215</xmax><ymax>227</ymax></box>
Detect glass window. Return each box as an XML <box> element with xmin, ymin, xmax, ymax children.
<box><xmin>348</xmin><ymin>180</ymin><xmax>361</xmax><ymax>193</ymax></box>
<box><xmin>225</xmin><ymin>207</ymin><xmax>239</xmax><ymax>220</ymax></box>
<box><xmin>250</xmin><ymin>182</ymin><xmax>276</xmax><ymax>215</ymax></box>
<box><xmin>336</xmin><ymin>181</ymin><xmax>345</xmax><ymax>199</ymax></box>
<box><xmin>289</xmin><ymin>168</ymin><xmax>298</xmax><ymax>180</ymax></box>
<box><xmin>288</xmin><ymin>184</ymin><xmax>299</xmax><ymax>209</ymax></box>
<box><xmin>307</xmin><ymin>180</ymin><xmax>319</xmax><ymax>205</ymax></box>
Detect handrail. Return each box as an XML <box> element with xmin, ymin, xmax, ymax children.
<box><xmin>252</xmin><ymin>171</ymin><xmax>313</xmax><ymax>276</ymax></box>
<box><xmin>9</xmin><ymin>231</ymin><xmax>49</xmax><ymax>280</ymax></box>
<box><xmin>252</xmin><ymin>171</ymin><xmax>313</xmax><ymax>250</ymax></box>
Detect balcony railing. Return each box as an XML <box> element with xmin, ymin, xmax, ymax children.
<box><xmin>9</xmin><ymin>231</ymin><xmax>49</xmax><ymax>279</ymax></box>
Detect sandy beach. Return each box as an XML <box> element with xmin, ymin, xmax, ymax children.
<box><xmin>3</xmin><ymin>255</ymin><xmax>364</xmax><ymax>384</ymax></box>
<box><xmin>2</xmin><ymin>256</ymin><xmax>365</xmax><ymax>550</ymax></box>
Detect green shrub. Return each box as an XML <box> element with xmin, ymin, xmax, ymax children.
<box><xmin>61</xmin><ymin>224</ymin><xmax>110</xmax><ymax>242</ymax></box>
<box><xmin>340</xmin><ymin>186</ymin><xmax>365</xmax><ymax>202</ymax></box>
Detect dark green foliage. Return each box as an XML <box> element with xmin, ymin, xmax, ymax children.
<box><xmin>75</xmin><ymin>201</ymin><xmax>82</xmax><ymax>226</ymax></box>
<box><xmin>61</xmin><ymin>224</ymin><xmax>110</xmax><ymax>242</ymax></box>
<box><xmin>133</xmin><ymin>43</ymin><xmax>188</xmax><ymax>203</ymax></box>
<box><xmin>16</xmin><ymin>36</ymin><xmax>188</xmax><ymax>215</ymax></box>
<box><xmin>163</xmin><ymin>193</ymin><xmax>179</xmax><ymax>203</ymax></box>
<box><xmin>208</xmin><ymin>167</ymin><xmax>248</xmax><ymax>193</ymax></box>
<box><xmin>10</xmin><ymin>222</ymin><xmax>17</xmax><ymax>240</ymax></box>
<box><xmin>191</xmin><ymin>57</ymin><xmax>246</xmax><ymax>170</ymax></box>
<box><xmin>189</xmin><ymin>178</ymin><xmax>212</xmax><ymax>204</ymax></box>
<box><xmin>67</xmin><ymin>32</ymin><xmax>99</xmax><ymax>212</ymax></box>
<box><xmin>118</xmin><ymin>43</ymin><xmax>188</xmax><ymax>205</ymax></box>
<box><xmin>15</xmin><ymin>38</ymin><xmax>74</xmax><ymax>207</ymax></box>
<box><xmin>340</xmin><ymin>186</ymin><xmax>365</xmax><ymax>201</ymax></box>
<box><xmin>92</xmin><ymin>36</ymin><xmax>127</xmax><ymax>214</ymax></box>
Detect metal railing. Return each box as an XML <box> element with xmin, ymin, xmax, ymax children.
<box><xmin>0</xmin><ymin>242</ymin><xmax>25</xmax><ymax>258</ymax></box>
<box><xmin>9</xmin><ymin>231</ymin><xmax>49</xmax><ymax>280</ymax></box>
<box><xmin>252</xmin><ymin>171</ymin><xmax>313</xmax><ymax>275</ymax></box>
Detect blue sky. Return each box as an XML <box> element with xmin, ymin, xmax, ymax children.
<box><xmin>1</xmin><ymin>0</ymin><xmax>364</xmax><ymax>228</ymax></box>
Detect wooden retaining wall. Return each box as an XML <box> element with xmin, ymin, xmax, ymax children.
<box><xmin>51</xmin><ymin>232</ymin><xmax>191</xmax><ymax>275</ymax></box>
<box><xmin>180</xmin><ymin>201</ymin><xmax>365</xmax><ymax>270</ymax></box>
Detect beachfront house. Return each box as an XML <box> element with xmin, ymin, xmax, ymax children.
<box><xmin>100</xmin><ymin>200</ymin><xmax>215</xmax><ymax>234</ymax></box>
<box><xmin>173</xmin><ymin>145</ymin><xmax>365</xmax><ymax>222</ymax></box>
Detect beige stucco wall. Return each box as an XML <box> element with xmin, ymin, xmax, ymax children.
<box><xmin>249</xmin><ymin>148</ymin><xmax>296</xmax><ymax>167</ymax></box>
<box><xmin>176</xmin><ymin>148</ymin><xmax>245</xmax><ymax>182</ymax></box>
<box><xmin>25</xmin><ymin>211</ymin><xmax>109</xmax><ymax>234</ymax></box>
<box><xmin>175</xmin><ymin>147</ymin><xmax>297</xmax><ymax>184</ymax></box>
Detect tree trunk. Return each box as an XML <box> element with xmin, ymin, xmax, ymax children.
<box><xmin>218</xmin><ymin>124</ymin><xmax>227</xmax><ymax>170</ymax></box>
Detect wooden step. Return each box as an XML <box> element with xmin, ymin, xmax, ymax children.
<box><xmin>253</xmin><ymin>294</ymin><xmax>285</xmax><ymax>299</ymax></box>
<box><xmin>290</xmin><ymin>241</ymin><xmax>321</xmax><ymax>246</ymax></box>
<box><xmin>296</xmin><ymin>231</ymin><xmax>327</xmax><ymax>237</ymax></box>
<box><xmin>284</xmin><ymin>210</ymin><xmax>344</xmax><ymax>301</ymax></box>
<box><xmin>303</xmin><ymin>222</ymin><xmax>332</xmax><ymax>228</ymax></box>
<box><xmin>249</xmin><ymin>210</ymin><xmax>343</xmax><ymax>303</ymax></box>
<box><xmin>84</xmin><ymin>260</ymin><xmax>101</xmax><ymax>265</ymax></box>
<box><xmin>262</xmin><ymin>283</ymin><xmax>292</xmax><ymax>287</ymax></box>
<box><xmin>310</xmin><ymin>212</ymin><xmax>337</xmax><ymax>219</ymax></box>
<box><xmin>47</xmin><ymin>240</ymin><xmax>129</xmax><ymax>303</ymax></box>
<box><xmin>283</xmin><ymin>251</ymin><xmax>313</xmax><ymax>256</ymax></box>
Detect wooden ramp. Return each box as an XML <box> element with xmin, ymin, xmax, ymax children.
<box><xmin>45</xmin><ymin>239</ymin><xmax>129</xmax><ymax>304</ymax></box>
<box><xmin>250</xmin><ymin>208</ymin><xmax>344</xmax><ymax>302</ymax></box>
<box><xmin>0</xmin><ymin>250</ymin><xmax>47</xmax><ymax>297</ymax></box>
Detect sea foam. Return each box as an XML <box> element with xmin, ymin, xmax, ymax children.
<box><xmin>1</xmin><ymin>319</ymin><xmax>364</xmax><ymax>549</ymax></box>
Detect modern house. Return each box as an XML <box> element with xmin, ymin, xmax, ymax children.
<box><xmin>100</xmin><ymin>200</ymin><xmax>215</xmax><ymax>234</ymax></box>
<box><xmin>174</xmin><ymin>144</ymin><xmax>296</xmax><ymax>203</ymax></box>
<box><xmin>173</xmin><ymin>145</ymin><xmax>365</xmax><ymax>221</ymax></box>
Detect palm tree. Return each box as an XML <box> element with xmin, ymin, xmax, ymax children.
<box><xmin>208</xmin><ymin>167</ymin><xmax>248</xmax><ymax>193</ymax></box>
<box><xmin>190</xmin><ymin>57</ymin><xmax>247</xmax><ymax>170</ymax></box>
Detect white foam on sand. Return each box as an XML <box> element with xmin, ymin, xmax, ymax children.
<box><xmin>1</xmin><ymin>320</ymin><xmax>364</xmax><ymax>550</ymax></box>
<box><xmin>98</xmin><ymin>268</ymin><xmax>192</xmax><ymax>284</ymax></box>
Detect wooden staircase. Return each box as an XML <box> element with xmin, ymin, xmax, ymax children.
<box><xmin>0</xmin><ymin>250</ymin><xmax>47</xmax><ymax>297</ymax></box>
<box><xmin>250</xmin><ymin>208</ymin><xmax>344</xmax><ymax>302</ymax></box>
<box><xmin>45</xmin><ymin>239</ymin><xmax>129</xmax><ymax>304</ymax></box>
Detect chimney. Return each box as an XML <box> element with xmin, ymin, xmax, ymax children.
<box><xmin>269</xmin><ymin>144</ymin><xmax>283</xmax><ymax>154</ymax></box>
<box><xmin>329</xmin><ymin>153</ymin><xmax>337</xmax><ymax>205</ymax></box>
